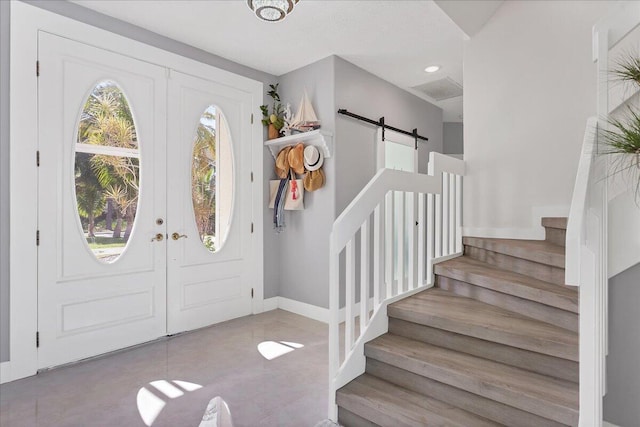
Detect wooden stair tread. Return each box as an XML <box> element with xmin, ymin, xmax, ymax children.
<box><xmin>338</xmin><ymin>374</ymin><xmax>503</xmax><ymax>427</ymax></box>
<box><xmin>542</xmin><ymin>217</ymin><xmax>568</xmax><ymax>230</ymax></box>
<box><xmin>366</xmin><ymin>334</ymin><xmax>579</xmax><ymax>425</ymax></box>
<box><xmin>463</xmin><ymin>237</ymin><xmax>565</xmax><ymax>269</ymax></box>
<box><xmin>388</xmin><ymin>288</ymin><xmax>578</xmax><ymax>361</ymax></box>
<box><xmin>435</xmin><ymin>256</ymin><xmax>578</xmax><ymax>313</ymax></box>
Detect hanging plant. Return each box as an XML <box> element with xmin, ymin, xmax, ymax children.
<box><xmin>602</xmin><ymin>53</ymin><xmax>640</xmax><ymax>201</ymax></box>
<box><xmin>611</xmin><ymin>52</ymin><xmax>640</xmax><ymax>85</ymax></box>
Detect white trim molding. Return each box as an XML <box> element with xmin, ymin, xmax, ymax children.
<box><xmin>262</xmin><ymin>297</ymin><xmax>279</xmax><ymax>312</ymax></box>
<box><xmin>262</xmin><ymin>296</ymin><xmax>375</xmax><ymax>324</ymax></box>
<box><xmin>463</xmin><ymin>206</ymin><xmax>570</xmax><ymax>241</ymax></box>
<box><xmin>0</xmin><ymin>361</ymin><xmax>11</xmax><ymax>384</ymax></box>
<box><xmin>277</xmin><ymin>297</ymin><xmax>330</xmax><ymax>323</ymax></box>
<box><xmin>603</xmin><ymin>422</ymin><xmax>622</xmax><ymax>427</ymax></box>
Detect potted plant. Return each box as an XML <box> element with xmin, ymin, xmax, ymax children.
<box><xmin>602</xmin><ymin>54</ymin><xmax>640</xmax><ymax>201</ymax></box>
<box><xmin>261</xmin><ymin>84</ymin><xmax>285</xmax><ymax>140</ymax></box>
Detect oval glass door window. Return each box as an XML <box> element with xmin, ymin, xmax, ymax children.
<box><xmin>191</xmin><ymin>106</ymin><xmax>234</xmax><ymax>252</ymax></box>
<box><xmin>74</xmin><ymin>81</ymin><xmax>140</xmax><ymax>263</ymax></box>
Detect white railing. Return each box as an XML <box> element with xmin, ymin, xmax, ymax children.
<box><xmin>328</xmin><ymin>152</ymin><xmax>465</xmax><ymax>420</ymax></box>
<box><xmin>566</xmin><ymin>118</ymin><xmax>608</xmax><ymax>426</ymax></box>
<box><xmin>568</xmin><ymin>3</ymin><xmax>640</xmax><ymax>424</ymax></box>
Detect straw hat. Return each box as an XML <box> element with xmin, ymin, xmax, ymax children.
<box><xmin>288</xmin><ymin>143</ymin><xmax>305</xmax><ymax>175</ymax></box>
<box><xmin>275</xmin><ymin>146</ymin><xmax>291</xmax><ymax>178</ymax></box>
<box><xmin>304</xmin><ymin>168</ymin><xmax>325</xmax><ymax>192</ymax></box>
<box><xmin>303</xmin><ymin>145</ymin><xmax>324</xmax><ymax>171</ymax></box>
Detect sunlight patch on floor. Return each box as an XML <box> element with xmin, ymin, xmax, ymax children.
<box><xmin>137</xmin><ymin>380</ymin><xmax>203</xmax><ymax>426</ymax></box>
<box><xmin>257</xmin><ymin>341</ymin><xmax>304</xmax><ymax>360</ymax></box>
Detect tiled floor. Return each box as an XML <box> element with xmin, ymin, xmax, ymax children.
<box><xmin>0</xmin><ymin>310</ymin><xmax>329</xmax><ymax>427</ymax></box>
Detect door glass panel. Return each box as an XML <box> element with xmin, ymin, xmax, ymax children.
<box><xmin>191</xmin><ymin>106</ymin><xmax>234</xmax><ymax>253</ymax></box>
<box><xmin>74</xmin><ymin>81</ymin><xmax>140</xmax><ymax>263</ymax></box>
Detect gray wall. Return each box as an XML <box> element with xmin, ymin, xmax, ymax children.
<box><xmin>0</xmin><ymin>0</ymin><xmax>279</xmax><ymax>363</ymax></box>
<box><xmin>333</xmin><ymin>57</ymin><xmax>443</xmax><ymax>308</ymax></box>
<box><xmin>604</xmin><ymin>262</ymin><xmax>640</xmax><ymax>427</ymax></box>
<box><xmin>443</xmin><ymin>122</ymin><xmax>463</xmax><ymax>155</ymax></box>
<box><xmin>273</xmin><ymin>56</ymin><xmax>445</xmax><ymax>309</ymax></box>
<box><xmin>1</xmin><ymin>0</ymin><xmax>10</xmax><ymax>363</ymax></box>
<box><xmin>334</xmin><ymin>57</ymin><xmax>443</xmax><ymax>215</ymax></box>
<box><xmin>275</xmin><ymin>56</ymin><xmax>336</xmax><ymax>308</ymax></box>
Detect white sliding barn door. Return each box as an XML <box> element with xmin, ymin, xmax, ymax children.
<box><xmin>37</xmin><ymin>33</ymin><xmax>168</xmax><ymax>369</ymax></box>
<box><xmin>377</xmin><ymin>129</ymin><xmax>419</xmax><ymax>291</ymax></box>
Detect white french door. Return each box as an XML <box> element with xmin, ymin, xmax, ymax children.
<box><xmin>38</xmin><ymin>32</ymin><xmax>168</xmax><ymax>369</ymax></box>
<box><xmin>166</xmin><ymin>71</ymin><xmax>254</xmax><ymax>334</ymax></box>
<box><xmin>37</xmin><ymin>32</ymin><xmax>256</xmax><ymax>369</ymax></box>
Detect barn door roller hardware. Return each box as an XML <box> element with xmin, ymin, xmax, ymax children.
<box><xmin>337</xmin><ymin>109</ymin><xmax>429</xmax><ymax>149</ymax></box>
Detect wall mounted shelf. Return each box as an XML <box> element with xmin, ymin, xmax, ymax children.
<box><xmin>264</xmin><ymin>129</ymin><xmax>333</xmax><ymax>160</ymax></box>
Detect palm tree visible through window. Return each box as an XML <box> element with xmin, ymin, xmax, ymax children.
<box><xmin>74</xmin><ymin>80</ymin><xmax>140</xmax><ymax>263</ymax></box>
<box><xmin>192</xmin><ymin>106</ymin><xmax>217</xmax><ymax>252</ymax></box>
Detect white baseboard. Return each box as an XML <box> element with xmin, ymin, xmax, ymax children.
<box><xmin>603</xmin><ymin>422</ymin><xmax>621</xmax><ymax>427</ymax></box>
<box><xmin>262</xmin><ymin>296</ymin><xmax>374</xmax><ymax>324</ymax></box>
<box><xmin>277</xmin><ymin>297</ymin><xmax>330</xmax><ymax>323</ymax></box>
<box><xmin>262</xmin><ymin>297</ymin><xmax>279</xmax><ymax>312</ymax></box>
<box><xmin>0</xmin><ymin>361</ymin><xmax>11</xmax><ymax>384</ymax></box>
<box><xmin>463</xmin><ymin>206</ymin><xmax>569</xmax><ymax>241</ymax></box>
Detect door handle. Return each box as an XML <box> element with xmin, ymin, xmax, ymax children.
<box><xmin>151</xmin><ymin>233</ymin><xmax>164</xmax><ymax>242</ymax></box>
<box><xmin>172</xmin><ymin>232</ymin><xmax>188</xmax><ymax>241</ymax></box>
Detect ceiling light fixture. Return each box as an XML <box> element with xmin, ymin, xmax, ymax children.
<box><xmin>248</xmin><ymin>0</ymin><xmax>299</xmax><ymax>23</ymax></box>
<box><xmin>424</xmin><ymin>65</ymin><xmax>441</xmax><ymax>73</ymax></box>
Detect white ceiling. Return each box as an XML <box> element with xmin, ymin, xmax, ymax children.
<box><xmin>70</xmin><ymin>0</ymin><xmax>498</xmax><ymax>123</ymax></box>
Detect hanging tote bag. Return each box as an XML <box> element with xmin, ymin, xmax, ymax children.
<box><xmin>284</xmin><ymin>171</ymin><xmax>304</xmax><ymax>211</ymax></box>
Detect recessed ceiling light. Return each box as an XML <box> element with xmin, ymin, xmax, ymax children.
<box><xmin>424</xmin><ymin>65</ymin><xmax>440</xmax><ymax>73</ymax></box>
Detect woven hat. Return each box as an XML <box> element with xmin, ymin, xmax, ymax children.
<box><xmin>304</xmin><ymin>168</ymin><xmax>325</xmax><ymax>192</ymax></box>
<box><xmin>303</xmin><ymin>145</ymin><xmax>324</xmax><ymax>171</ymax></box>
<box><xmin>288</xmin><ymin>143</ymin><xmax>305</xmax><ymax>175</ymax></box>
<box><xmin>275</xmin><ymin>146</ymin><xmax>291</xmax><ymax>178</ymax></box>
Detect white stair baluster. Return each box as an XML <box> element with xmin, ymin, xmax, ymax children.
<box><xmin>442</xmin><ymin>172</ymin><xmax>450</xmax><ymax>256</ymax></box>
<box><xmin>345</xmin><ymin>238</ymin><xmax>355</xmax><ymax>355</ymax></box>
<box><xmin>373</xmin><ymin>204</ymin><xmax>382</xmax><ymax>309</ymax></box>
<box><xmin>407</xmin><ymin>192</ymin><xmax>416</xmax><ymax>290</ymax></box>
<box><xmin>417</xmin><ymin>192</ymin><xmax>425</xmax><ymax>288</ymax></box>
<box><xmin>455</xmin><ymin>175</ymin><xmax>463</xmax><ymax>253</ymax></box>
<box><xmin>435</xmin><ymin>186</ymin><xmax>442</xmax><ymax>258</ymax></box>
<box><xmin>360</xmin><ymin>220</ymin><xmax>369</xmax><ymax>332</ymax></box>
<box><xmin>449</xmin><ymin>172</ymin><xmax>456</xmax><ymax>252</ymax></box>
<box><xmin>385</xmin><ymin>192</ymin><xmax>394</xmax><ymax>299</ymax></box>
<box><xmin>427</xmin><ymin>192</ymin><xmax>434</xmax><ymax>285</ymax></box>
<box><xmin>397</xmin><ymin>191</ymin><xmax>405</xmax><ymax>294</ymax></box>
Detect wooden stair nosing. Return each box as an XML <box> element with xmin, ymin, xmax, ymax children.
<box><xmin>388</xmin><ymin>318</ymin><xmax>579</xmax><ymax>383</ymax></box>
<box><xmin>389</xmin><ymin>289</ymin><xmax>579</xmax><ymax>361</ymax></box>
<box><xmin>338</xmin><ymin>407</ymin><xmax>379</xmax><ymax>427</ymax></box>
<box><xmin>365</xmin><ymin>334</ymin><xmax>579</xmax><ymax>425</ymax></box>
<box><xmin>436</xmin><ymin>276</ymin><xmax>578</xmax><ymax>332</ymax></box>
<box><xmin>465</xmin><ymin>246</ymin><xmax>566</xmax><ymax>285</ymax></box>
<box><xmin>542</xmin><ymin>217</ymin><xmax>568</xmax><ymax>230</ymax></box>
<box><xmin>462</xmin><ymin>237</ymin><xmax>566</xmax><ymax>268</ymax></box>
<box><xmin>337</xmin><ymin>374</ymin><xmax>502</xmax><ymax>427</ymax></box>
<box><xmin>434</xmin><ymin>256</ymin><xmax>578</xmax><ymax>313</ymax></box>
<box><xmin>366</xmin><ymin>358</ymin><xmax>568</xmax><ymax>427</ymax></box>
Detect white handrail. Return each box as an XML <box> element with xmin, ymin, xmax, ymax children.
<box><xmin>328</xmin><ymin>152</ymin><xmax>465</xmax><ymax>420</ymax></box>
<box><xmin>565</xmin><ymin>117</ymin><xmax>598</xmax><ymax>286</ymax></box>
<box><xmin>566</xmin><ymin>117</ymin><xmax>607</xmax><ymax>425</ymax></box>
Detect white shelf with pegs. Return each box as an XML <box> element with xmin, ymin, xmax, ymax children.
<box><xmin>264</xmin><ymin>129</ymin><xmax>333</xmax><ymax>160</ymax></box>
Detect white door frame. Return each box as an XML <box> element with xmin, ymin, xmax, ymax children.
<box><xmin>9</xmin><ymin>1</ymin><xmax>264</xmax><ymax>382</ymax></box>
